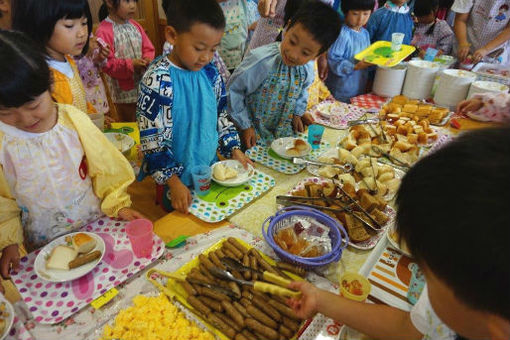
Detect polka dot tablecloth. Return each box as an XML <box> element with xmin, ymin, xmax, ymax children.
<box><xmin>10</xmin><ymin>217</ymin><xmax>165</xmax><ymax>325</ymax></box>
<box><xmin>189</xmin><ymin>170</ymin><xmax>275</xmax><ymax>223</ymax></box>
<box><xmin>310</xmin><ymin>101</ymin><xmax>368</xmax><ymax>130</ymax></box>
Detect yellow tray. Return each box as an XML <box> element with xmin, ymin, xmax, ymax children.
<box><xmin>152</xmin><ymin>238</ymin><xmax>304</xmax><ymax>340</ymax></box>
<box><xmin>355</xmin><ymin>41</ymin><xmax>415</xmax><ymax>68</ymax></box>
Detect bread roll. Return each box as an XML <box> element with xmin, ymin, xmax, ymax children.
<box><xmin>72</xmin><ymin>233</ymin><xmax>96</xmax><ymax>254</ymax></box>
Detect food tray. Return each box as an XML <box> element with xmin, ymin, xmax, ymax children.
<box><xmin>355</xmin><ymin>41</ymin><xmax>416</xmax><ymax>68</ymax></box>
<box><xmin>163</xmin><ymin>238</ymin><xmax>306</xmax><ymax>340</ymax></box>
<box><xmin>381</xmin><ymin>97</ymin><xmax>453</xmax><ymax>126</ymax></box>
<box><xmin>310</xmin><ymin>101</ymin><xmax>367</xmax><ymax>130</ymax></box>
<box><xmin>472</xmin><ymin>62</ymin><xmax>510</xmax><ymax>86</ymax></box>
<box><xmin>190</xmin><ymin>170</ymin><xmax>275</xmax><ymax>222</ymax></box>
<box><xmin>283</xmin><ymin>177</ymin><xmax>396</xmax><ymax>250</ymax></box>
<box><xmin>246</xmin><ymin>139</ymin><xmax>330</xmax><ymax>175</ymax></box>
<box><xmin>10</xmin><ymin>217</ymin><xmax>165</xmax><ymax>324</ymax></box>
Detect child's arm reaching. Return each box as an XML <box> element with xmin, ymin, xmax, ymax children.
<box><xmin>288</xmin><ymin>281</ymin><xmax>423</xmax><ymax>340</ymax></box>
<box><xmin>292</xmin><ymin>62</ymin><xmax>315</xmax><ymax>133</ymax></box>
<box><xmin>457</xmin><ymin>92</ymin><xmax>510</xmax><ymax>123</ymax></box>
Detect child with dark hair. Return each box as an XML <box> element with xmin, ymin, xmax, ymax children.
<box><xmin>228</xmin><ymin>0</ymin><xmax>341</xmax><ymax>148</ymax></box>
<box><xmin>288</xmin><ymin>127</ymin><xmax>510</xmax><ymax>340</ymax></box>
<box><xmin>0</xmin><ymin>31</ymin><xmax>142</xmax><ymax>283</ymax></box>
<box><xmin>96</xmin><ymin>0</ymin><xmax>155</xmax><ymax>122</ymax></box>
<box><xmin>137</xmin><ymin>0</ymin><xmax>251</xmax><ymax>214</ymax></box>
<box><xmin>12</xmin><ymin>0</ymin><xmax>98</xmax><ymax>115</ymax></box>
<box><xmin>325</xmin><ymin>0</ymin><xmax>374</xmax><ymax>103</ymax></box>
<box><xmin>366</xmin><ymin>0</ymin><xmax>413</xmax><ymax>44</ymax></box>
<box><xmin>411</xmin><ymin>0</ymin><xmax>454</xmax><ymax>56</ymax></box>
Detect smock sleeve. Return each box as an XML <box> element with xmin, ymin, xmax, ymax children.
<box><xmin>0</xmin><ymin>165</ymin><xmax>23</xmax><ymax>250</ymax></box>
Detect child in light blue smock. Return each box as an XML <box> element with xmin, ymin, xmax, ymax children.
<box><xmin>325</xmin><ymin>0</ymin><xmax>375</xmax><ymax>103</ymax></box>
<box><xmin>366</xmin><ymin>0</ymin><xmax>414</xmax><ymax>44</ymax></box>
<box><xmin>137</xmin><ymin>0</ymin><xmax>251</xmax><ymax>214</ymax></box>
<box><xmin>227</xmin><ymin>0</ymin><xmax>341</xmax><ymax>148</ymax></box>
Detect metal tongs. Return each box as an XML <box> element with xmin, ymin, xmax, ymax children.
<box><xmin>276</xmin><ymin>194</ymin><xmax>350</xmax><ymax>214</ymax></box>
<box><xmin>347</xmin><ymin>117</ymin><xmax>379</xmax><ymax>127</ymax></box>
<box><xmin>293</xmin><ymin>157</ymin><xmax>354</xmax><ymax>172</ymax></box>
<box><xmin>221</xmin><ymin>257</ymin><xmax>292</xmax><ymax>287</ymax></box>
<box><xmin>370</xmin><ymin>145</ymin><xmax>411</xmax><ymax>169</ymax></box>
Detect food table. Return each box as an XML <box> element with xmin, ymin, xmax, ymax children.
<box><xmin>2</xmin><ymin>99</ymin><xmax>500</xmax><ymax>340</ymax></box>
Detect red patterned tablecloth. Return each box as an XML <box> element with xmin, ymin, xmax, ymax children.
<box><xmin>350</xmin><ymin>93</ymin><xmax>387</xmax><ymax>110</ymax></box>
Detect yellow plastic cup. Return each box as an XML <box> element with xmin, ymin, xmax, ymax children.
<box><xmin>339</xmin><ymin>272</ymin><xmax>371</xmax><ymax>302</ymax></box>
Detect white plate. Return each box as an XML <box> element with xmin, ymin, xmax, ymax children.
<box><xmin>385</xmin><ymin>224</ymin><xmax>412</xmax><ymax>256</ymax></box>
<box><xmin>0</xmin><ymin>295</ymin><xmax>14</xmax><ymax>340</ymax></box>
<box><xmin>34</xmin><ymin>232</ymin><xmax>105</xmax><ymax>283</ymax></box>
<box><xmin>104</xmin><ymin>132</ymin><xmax>135</xmax><ymax>156</ymax></box>
<box><xmin>270</xmin><ymin>137</ymin><xmax>311</xmax><ymax>160</ymax></box>
<box><xmin>466</xmin><ymin>111</ymin><xmax>492</xmax><ymax>122</ymax></box>
<box><xmin>211</xmin><ymin>160</ymin><xmax>255</xmax><ymax>187</ymax></box>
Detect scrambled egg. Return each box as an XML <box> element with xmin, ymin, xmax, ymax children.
<box><xmin>101</xmin><ymin>294</ymin><xmax>214</xmax><ymax>340</ymax></box>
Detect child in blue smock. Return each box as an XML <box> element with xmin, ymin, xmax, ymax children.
<box><xmin>366</xmin><ymin>0</ymin><xmax>413</xmax><ymax>44</ymax></box>
<box><xmin>325</xmin><ymin>0</ymin><xmax>375</xmax><ymax>103</ymax></box>
<box><xmin>228</xmin><ymin>0</ymin><xmax>341</xmax><ymax>148</ymax></box>
<box><xmin>137</xmin><ymin>0</ymin><xmax>251</xmax><ymax>214</ymax></box>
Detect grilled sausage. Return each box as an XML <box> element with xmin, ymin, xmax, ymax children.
<box><xmin>208</xmin><ymin>313</ymin><xmax>236</xmax><ymax>339</ymax></box>
<box><xmin>246</xmin><ymin>305</ymin><xmax>278</xmax><ymax>329</ymax></box>
<box><xmin>240</xmin><ymin>297</ymin><xmax>251</xmax><ymax>308</ymax></box>
<box><xmin>201</xmin><ymin>287</ymin><xmax>230</xmax><ymax>302</ymax></box>
<box><xmin>242</xmin><ymin>254</ymin><xmax>252</xmax><ymax>280</ymax></box>
<box><xmin>282</xmin><ymin>316</ymin><xmax>300</xmax><ymax>331</ymax></box>
<box><xmin>221</xmin><ymin>300</ymin><xmax>245</xmax><ymax>328</ymax></box>
<box><xmin>216</xmin><ymin>312</ymin><xmax>242</xmax><ymax>332</ymax></box>
<box><xmin>267</xmin><ymin>299</ymin><xmax>300</xmax><ymax>320</ymax></box>
<box><xmin>199</xmin><ymin>254</ymin><xmax>216</xmax><ymax>271</ymax></box>
<box><xmin>187</xmin><ymin>295</ymin><xmax>211</xmax><ymax>315</ymax></box>
<box><xmin>197</xmin><ymin>296</ymin><xmax>223</xmax><ymax>312</ymax></box>
<box><xmin>275</xmin><ymin>262</ymin><xmax>306</xmax><ymax>277</ymax></box>
<box><xmin>228</xmin><ymin>281</ymin><xmax>241</xmax><ymax>299</ymax></box>
<box><xmin>252</xmin><ymin>295</ymin><xmax>281</xmax><ymax>322</ymax></box>
<box><xmin>68</xmin><ymin>250</ymin><xmax>101</xmax><ymax>269</ymax></box>
<box><xmin>209</xmin><ymin>252</ymin><xmax>226</xmax><ymax>270</ymax></box>
<box><xmin>227</xmin><ymin>237</ymin><xmax>249</xmax><ymax>254</ymax></box>
<box><xmin>279</xmin><ymin>324</ymin><xmax>293</xmax><ymax>338</ymax></box>
<box><xmin>241</xmin><ymin>329</ymin><xmax>258</xmax><ymax>340</ymax></box>
<box><xmin>245</xmin><ymin>318</ymin><xmax>279</xmax><ymax>340</ymax></box>
<box><xmin>223</xmin><ymin>241</ymin><xmax>243</xmax><ymax>259</ymax></box>
<box><xmin>233</xmin><ymin>301</ymin><xmax>250</xmax><ymax>318</ymax></box>
<box><xmin>181</xmin><ymin>280</ymin><xmax>197</xmax><ymax>296</ymax></box>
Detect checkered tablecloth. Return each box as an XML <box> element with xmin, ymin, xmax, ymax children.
<box><xmin>350</xmin><ymin>93</ymin><xmax>387</xmax><ymax>110</ymax></box>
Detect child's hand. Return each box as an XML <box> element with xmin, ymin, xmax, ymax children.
<box><xmin>473</xmin><ymin>47</ymin><xmax>489</xmax><ymax>63</ymax></box>
<box><xmin>0</xmin><ymin>244</ymin><xmax>20</xmax><ymax>280</ymax></box>
<box><xmin>248</xmin><ymin>21</ymin><xmax>258</xmax><ymax>32</ymax></box>
<box><xmin>287</xmin><ymin>281</ymin><xmax>319</xmax><ymax>319</ymax></box>
<box><xmin>232</xmin><ymin>148</ymin><xmax>254</xmax><ymax>169</ymax></box>
<box><xmin>258</xmin><ymin>0</ymin><xmax>277</xmax><ymax>18</ymax></box>
<box><xmin>118</xmin><ymin>208</ymin><xmax>147</xmax><ymax>221</ymax></box>
<box><xmin>242</xmin><ymin>128</ymin><xmax>257</xmax><ymax>149</ymax></box>
<box><xmin>168</xmin><ymin>176</ymin><xmax>192</xmax><ymax>214</ymax></box>
<box><xmin>457</xmin><ymin>45</ymin><xmax>471</xmax><ymax>63</ymax></box>
<box><xmin>292</xmin><ymin>115</ymin><xmax>305</xmax><ymax>133</ymax></box>
<box><xmin>301</xmin><ymin>112</ymin><xmax>314</xmax><ymax>126</ymax></box>
<box><xmin>132</xmin><ymin>58</ymin><xmax>148</xmax><ymax>71</ymax></box>
<box><xmin>95</xmin><ymin>43</ymin><xmax>111</xmax><ymax>65</ymax></box>
<box><xmin>317</xmin><ymin>54</ymin><xmax>328</xmax><ymax>81</ymax></box>
<box><xmin>456</xmin><ymin>98</ymin><xmax>484</xmax><ymax>114</ymax></box>
<box><xmin>354</xmin><ymin>60</ymin><xmax>373</xmax><ymax>70</ymax></box>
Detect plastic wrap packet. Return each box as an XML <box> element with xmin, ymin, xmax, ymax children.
<box><xmin>275</xmin><ymin>216</ymin><xmax>332</xmax><ymax>257</ymax></box>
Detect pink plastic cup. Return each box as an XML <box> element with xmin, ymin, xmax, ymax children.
<box><xmin>125</xmin><ymin>219</ymin><xmax>154</xmax><ymax>258</ymax></box>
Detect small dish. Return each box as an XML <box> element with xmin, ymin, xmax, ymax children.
<box><xmin>211</xmin><ymin>160</ymin><xmax>255</xmax><ymax>187</ymax></box>
<box><xmin>34</xmin><ymin>232</ymin><xmax>105</xmax><ymax>283</ymax></box>
<box><xmin>104</xmin><ymin>132</ymin><xmax>135</xmax><ymax>157</ymax></box>
<box><xmin>271</xmin><ymin>137</ymin><xmax>312</xmax><ymax>160</ymax></box>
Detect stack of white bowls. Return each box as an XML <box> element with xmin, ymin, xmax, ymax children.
<box><xmin>467</xmin><ymin>80</ymin><xmax>509</xmax><ymax>98</ymax></box>
<box><xmin>434</xmin><ymin>69</ymin><xmax>477</xmax><ymax>110</ymax></box>
<box><xmin>373</xmin><ymin>64</ymin><xmax>407</xmax><ymax>98</ymax></box>
<box><xmin>402</xmin><ymin>60</ymin><xmax>440</xmax><ymax>100</ymax></box>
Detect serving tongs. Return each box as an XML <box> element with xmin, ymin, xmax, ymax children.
<box><xmin>146</xmin><ymin>268</ymin><xmax>237</xmax><ymax>299</ymax></box>
<box><xmin>370</xmin><ymin>145</ymin><xmax>411</xmax><ymax>169</ymax></box>
<box><xmin>208</xmin><ymin>266</ymin><xmax>301</xmax><ymax>298</ymax></box>
<box><xmin>221</xmin><ymin>257</ymin><xmax>292</xmax><ymax>287</ymax></box>
<box><xmin>347</xmin><ymin>117</ymin><xmax>379</xmax><ymax>127</ymax></box>
<box><xmin>293</xmin><ymin>158</ymin><xmax>354</xmax><ymax>172</ymax></box>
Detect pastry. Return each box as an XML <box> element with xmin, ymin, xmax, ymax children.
<box><xmin>293</xmin><ymin>139</ymin><xmax>308</xmax><ymax>152</ymax></box>
<box><xmin>286</xmin><ymin>148</ymin><xmax>301</xmax><ymax>157</ymax></box>
<box><xmin>214</xmin><ymin>163</ymin><xmax>238</xmax><ymax>181</ymax></box>
<box><xmin>72</xmin><ymin>233</ymin><xmax>96</xmax><ymax>254</ymax></box>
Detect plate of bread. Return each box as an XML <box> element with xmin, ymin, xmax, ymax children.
<box><xmin>0</xmin><ymin>295</ymin><xmax>13</xmax><ymax>340</ymax></box>
<box><xmin>271</xmin><ymin>137</ymin><xmax>311</xmax><ymax>159</ymax></box>
<box><xmin>211</xmin><ymin>160</ymin><xmax>254</xmax><ymax>187</ymax></box>
<box><xmin>34</xmin><ymin>232</ymin><xmax>105</xmax><ymax>282</ymax></box>
<box><xmin>380</xmin><ymin>95</ymin><xmax>452</xmax><ymax>126</ymax></box>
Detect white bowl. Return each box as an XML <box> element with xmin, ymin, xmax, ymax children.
<box><xmin>104</xmin><ymin>132</ymin><xmax>135</xmax><ymax>157</ymax></box>
<box><xmin>271</xmin><ymin>137</ymin><xmax>312</xmax><ymax>160</ymax></box>
<box><xmin>211</xmin><ymin>160</ymin><xmax>255</xmax><ymax>187</ymax></box>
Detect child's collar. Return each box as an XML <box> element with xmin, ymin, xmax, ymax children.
<box><xmin>384</xmin><ymin>1</ymin><xmax>410</xmax><ymax>14</ymax></box>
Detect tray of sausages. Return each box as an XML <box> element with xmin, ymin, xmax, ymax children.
<box><xmin>163</xmin><ymin>237</ymin><xmax>308</xmax><ymax>340</ymax></box>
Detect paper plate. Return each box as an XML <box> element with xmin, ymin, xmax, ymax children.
<box><xmin>270</xmin><ymin>137</ymin><xmax>312</xmax><ymax>160</ymax></box>
<box><xmin>211</xmin><ymin>160</ymin><xmax>255</xmax><ymax>187</ymax></box>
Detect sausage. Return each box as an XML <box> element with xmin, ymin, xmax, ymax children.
<box><xmin>199</xmin><ymin>263</ymin><xmax>216</xmax><ymax>281</ymax></box>
<box><xmin>228</xmin><ymin>281</ymin><xmax>241</xmax><ymax>299</ymax></box>
<box><xmin>249</xmin><ymin>255</ymin><xmax>258</xmax><ymax>280</ymax></box>
<box><xmin>241</xmin><ymin>290</ymin><xmax>253</xmax><ymax>300</ymax></box>
<box><xmin>215</xmin><ymin>249</ymin><xmax>226</xmax><ymax>258</ymax></box>
<box><xmin>223</xmin><ymin>241</ymin><xmax>243</xmax><ymax>259</ymax></box>
<box><xmin>223</xmin><ymin>248</ymin><xmax>238</xmax><ymax>260</ymax></box>
<box><xmin>279</xmin><ymin>335</ymin><xmax>287</xmax><ymax>340</ymax></box>
<box><xmin>275</xmin><ymin>262</ymin><xmax>306</xmax><ymax>277</ymax></box>
<box><xmin>216</xmin><ymin>312</ymin><xmax>242</xmax><ymax>332</ymax></box>
<box><xmin>233</xmin><ymin>301</ymin><xmax>250</xmax><ymax>318</ymax></box>
<box><xmin>227</xmin><ymin>237</ymin><xmax>249</xmax><ymax>254</ymax></box>
<box><xmin>68</xmin><ymin>250</ymin><xmax>102</xmax><ymax>269</ymax></box>
<box><xmin>188</xmin><ymin>269</ymin><xmax>214</xmax><ymax>284</ymax></box>
<box><xmin>208</xmin><ymin>313</ymin><xmax>236</xmax><ymax>339</ymax></box>
<box><xmin>250</xmin><ymin>249</ymin><xmax>279</xmax><ymax>275</ymax></box>
<box><xmin>199</xmin><ymin>254</ymin><xmax>216</xmax><ymax>271</ymax></box>
<box><xmin>221</xmin><ymin>300</ymin><xmax>245</xmax><ymax>328</ymax></box>
<box><xmin>190</xmin><ymin>282</ymin><xmax>202</xmax><ymax>294</ymax></box>
<box><xmin>241</xmin><ymin>329</ymin><xmax>258</xmax><ymax>340</ymax></box>
<box><xmin>246</xmin><ymin>305</ymin><xmax>278</xmax><ymax>329</ymax></box>
<box><xmin>252</xmin><ymin>295</ymin><xmax>281</xmax><ymax>322</ymax></box>
<box><xmin>197</xmin><ymin>296</ymin><xmax>224</xmax><ymax>312</ymax></box>
<box><xmin>242</xmin><ymin>254</ymin><xmax>252</xmax><ymax>280</ymax></box>
<box><xmin>279</xmin><ymin>324</ymin><xmax>293</xmax><ymax>338</ymax></box>
<box><xmin>240</xmin><ymin>297</ymin><xmax>251</xmax><ymax>308</ymax></box>
<box><xmin>282</xmin><ymin>316</ymin><xmax>300</xmax><ymax>331</ymax></box>
<box><xmin>187</xmin><ymin>295</ymin><xmax>211</xmax><ymax>315</ymax></box>
<box><xmin>201</xmin><ymin>286</ymin><xmax>230</xmax><ymax>302</ymax></box>
<box><xmin>245</xmin><ymin>318</ymin><xmax>279</xmax><ymax>340</ymax></box>
<box><xmin>267</xmin><ymin>299</ymin><xmax>300</xmax><ymax>320</ymax></box>
<box><xmin>235</xmin><ymin>333</ymin><xmax>249</xmax><ymax>340</ymax></box>
<box><xmin>209</xmin><ymin>252</ymin><xmax>226</xmax><ymax>270</ymax></box>
<box><xmin>181</xmin><ymin>280</ymin><xmax>197</xmax><ymax>296</ymax></box>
